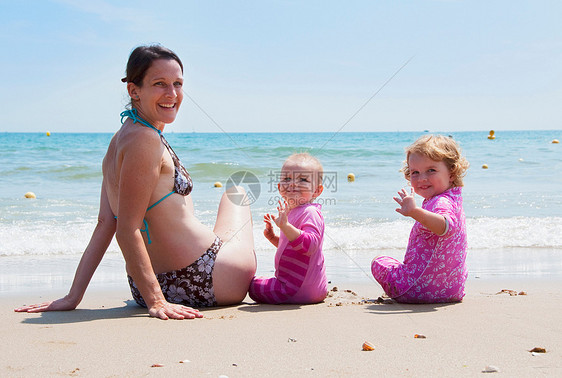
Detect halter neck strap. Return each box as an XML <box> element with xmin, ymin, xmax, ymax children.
<box><xmin>120</xmin><ymin>109</ymin><xmax>162</xmax><ymax>135</ymax></box>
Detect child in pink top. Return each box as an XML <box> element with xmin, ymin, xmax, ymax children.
<box><xmin>249</xmin><ymin>153</ymin><xmax>328</xmax><ymax>304</ymax></box>
<box><xmin>372</xmin><ymin>135</ymin><xmax>470</xmax><ymax>303</ymax></box>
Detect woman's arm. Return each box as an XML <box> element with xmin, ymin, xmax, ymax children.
<box><xmin>14</xmin><ymin>185</ymin><xmax>116</xmax><ymax>313</ymax></box>
<box><xmin>66</xmin><ymin>184</ymin><xmax>116</xmax><ymax>304</ymax></box>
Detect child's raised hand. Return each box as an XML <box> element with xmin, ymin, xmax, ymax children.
<box><xmin>263</xmin><ymin>213</ymin><xmax>276</xmax><ymax>240</ymax></box>
<box><xmin>273</xmin><ymin>200</ymin><xmax>290</xmax><ymax>228</ymax></box>
<box><xmin>394</xmin><ymin>187</ymin><xmax>417</xmax><ymax>217</ymax></box>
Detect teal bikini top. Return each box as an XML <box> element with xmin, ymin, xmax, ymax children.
<box><xmin>118</xmin><ymin>109</ymin><xmax>193</xmax><ymax>244</ymax></box>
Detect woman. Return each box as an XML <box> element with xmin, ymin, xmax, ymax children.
<box><xmin>15</xmin><ymin>45</ymin><xmax>256</xmax><ymax>320</ymax></box>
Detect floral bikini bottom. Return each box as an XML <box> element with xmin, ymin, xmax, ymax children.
<box><xmin>128</xmin><ymin>236</ymin><xmax>222</xmax><ymax>308</ymax></box>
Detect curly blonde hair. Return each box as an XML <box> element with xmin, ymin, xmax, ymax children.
<box><xmin>402</xmin><ymin>135</ymin><xmax>469</xmax><ymax>187</ymax></box>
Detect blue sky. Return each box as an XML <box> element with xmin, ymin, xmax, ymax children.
<box><xmin>1</xmin><ymin>0</ymin><xmax>561</xmax><ymax>133</ymax></box>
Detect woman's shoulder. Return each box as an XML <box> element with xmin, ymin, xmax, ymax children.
<box><xmin>115</xmin><ymin>121</ymin><xmax>163</xmax><ymax>154</ymax></box>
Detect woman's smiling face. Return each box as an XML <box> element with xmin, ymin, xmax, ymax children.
<box><xmin>130</xmin><ymin>58</ymin><xmax>184</xmax><ymax>129</ymax></box>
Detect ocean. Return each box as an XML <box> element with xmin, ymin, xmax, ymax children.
<box><xmin>1</xmin><ymin>130</ymin><xmax>561</xmax><ymax>294</ymax></box>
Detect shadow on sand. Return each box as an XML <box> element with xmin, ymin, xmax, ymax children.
<box><xmin>20</xmin><ymin>300</ymin><xmax>146</xmax><ymax>324</ymax></box>
<box><xmin>365</xmin><ymin>300</ymin><xmax>461</xmax><ymax>314</ymax></box>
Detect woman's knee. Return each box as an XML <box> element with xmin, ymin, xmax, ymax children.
<box><xmin>222</xmin><ymin>185</ymin><xmax>250</xmax><ymax>207</ymax></box>
<box><xmin>224</xmin><ymin>184</ymin><xmax>246</xmax><ymax>196</ymax></box>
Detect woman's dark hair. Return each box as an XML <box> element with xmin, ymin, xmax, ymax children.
<box><xmin>121</xmin><ymin>44</ymin><xmax>183</xmax><ymax>86</ymax></box>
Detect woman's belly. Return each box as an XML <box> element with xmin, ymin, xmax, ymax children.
<box><xmin>141</xmin><ymin>204</ymin><xmax>217</xmax><ymax>274</ymax></box>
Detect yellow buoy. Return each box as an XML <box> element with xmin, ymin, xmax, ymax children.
<box><xmin>24</xmin><ymin>192</ymin><xmax>36</xmax><ymax>199</ymax></box>
<box><xmin>46</xmin><ymin>131</ymin><xmax>51</xmax><ymax>136</ymax></box>
<box><xmin>347</xmin><ymin>173</ymin><xmax>355</xmax><ymax>182</ymax></box>
<box><xmin>482</xmin><ymin>164</ymin><xmax>489</xmax><ymax>169</ymax></box>
<box><xmin>214</xmin><ymin>181</ymin><xmax>223</xmax><ymax>188</ymax></box>
<box><xmin>487</xmin><ymin>130</ymin><xmax>495</xmax><ymax>140</ymax></box>
<box><xmin>552</xmin><ymin>139</ymin><xmax>559</xmax><ymax>144</ymax></box>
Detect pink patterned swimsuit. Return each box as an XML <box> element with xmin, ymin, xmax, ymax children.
<box><xmin>249</xmin><ymin>203</ymin><xmax>328</xmax><ymax>304</ymax></box>
<box><xmin>371</xmin><ymin>187</ymin><xmax>467</xmax><ymax>303</ymax></box>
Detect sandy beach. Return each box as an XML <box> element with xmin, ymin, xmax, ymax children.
<box><xmin>2</xmin><ymin>276</ymin><xmax>561</xmax><ymax>377</ymax></box>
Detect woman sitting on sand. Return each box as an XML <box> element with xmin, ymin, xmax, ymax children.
<box><xmin>15</xmin><ymin>44</ymin><xmax>256</xmax><ymax>320</ymax></box>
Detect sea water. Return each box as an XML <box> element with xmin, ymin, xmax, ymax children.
<box><xmin>1</xmin><ymin>130</ymin><xmax>561</xmax><ymax>293</ymax></box>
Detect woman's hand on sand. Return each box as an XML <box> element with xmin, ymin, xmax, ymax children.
<box><xmin>14</xmin><ymin>296</ymin><xmax>78</xmax><ymax>313</ymax></box>
<box><xmin>394</xmin><ymin>187</ymin><xmax>417</xmax><ymax>217</ymax></box>
<box><xmin>273</xmin><ymin>200</ymin><xmax>289</xmax><ymax>228</ymax></box>
<box><xmin>148</xmin><ymin>301</ymin><xmax>203</xmax><ymax>320</ymax></box>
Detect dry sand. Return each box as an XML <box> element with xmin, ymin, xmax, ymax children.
<box><xmin>2</xmin><ymin>278</ymin><xmax>561</xmax><ymax>377</ymax></box>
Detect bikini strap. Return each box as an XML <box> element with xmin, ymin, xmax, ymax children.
<box><xmin>147</xmin><ymin>191</ymin><xmax>175</xmax><ymax>211</ymax></box>
<box><xmin>120</xmin><ymin>109</ymin><xmax>162</xmax><ymax>135</ymax></box>
<box><xmin>140</xmin><ymin>219</ymin><xmax>152</xmax><ymax>245</ymax></box>
<box><xmin>114</xmin><ymin>215</ymin><xmax>154</xmax><ymax>245</ymax></box>
<box><xmin>140</xmin><ymin>191</ymin><xmax>175</xmax><ymax>245</ymax></box>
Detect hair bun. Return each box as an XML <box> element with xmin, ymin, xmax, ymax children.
<box><xmin>121</xmin><ymin>77</ymin><xmax>127</xmax><ymax>83</ymax></box>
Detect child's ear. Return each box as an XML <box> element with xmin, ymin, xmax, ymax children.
<box><xmin>313</xmin><ymin>184</ymin><xmax>324</xmax><ymax>198</ymax></box>
<box><xmin>449</xmin><ymin>171</ymin><xmax>455</xmax><ymax>185</ymax></box>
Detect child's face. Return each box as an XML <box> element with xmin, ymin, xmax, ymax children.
<box><xmin>407</xmin><ymin>152</ymin><xmax>453</xmax><ymax>200</ymax></box>
<box><xmin>278</xmin><ymin>161</ymin><xmax>323</xmax><ymax>209</ymax></box>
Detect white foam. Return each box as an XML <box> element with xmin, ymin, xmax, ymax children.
<box><xmin>2</xmin><ymin>216</ymin><xmax>560</xmax><ymax>257</ymax></box>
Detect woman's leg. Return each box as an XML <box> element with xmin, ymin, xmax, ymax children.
<box><xmin>212</xmin><ymin>186</ymin><xmax>257</xmax><ymax>305</ymax></box>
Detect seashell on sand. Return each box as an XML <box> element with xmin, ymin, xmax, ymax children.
<box><xmin>362</xmin><ymin>341</ymin><xmax>375</xmax><ymax>351</ymax></box>
<box><xmin>482</xmin><ymin>365</ymin><xmax>500</xmax><ymax>373</ymax></box>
